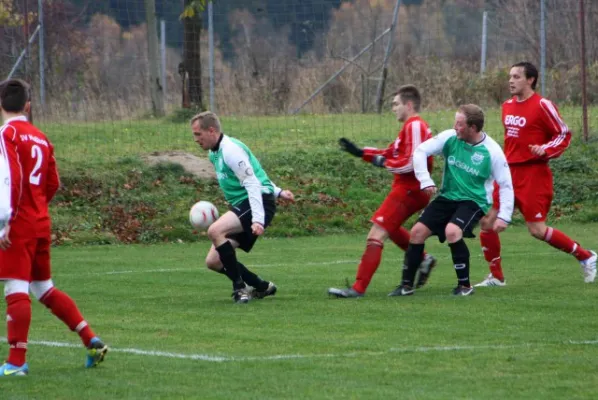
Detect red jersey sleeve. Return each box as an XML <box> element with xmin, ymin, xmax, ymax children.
<box><xmin>46</xmin><ymin>145</ymin><xmax>60</xmax><ymax>202</ymax></box>
<box><xmin>0</xmin><ymin>125</ymin><xmax>23</xmax><ymax>219</ymax></box>
<box><xmin>538</xmin><ymin>98</ymin><xmax>571</xmax><ymax>159</ymax></box>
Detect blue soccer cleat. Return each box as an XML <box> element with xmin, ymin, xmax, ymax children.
<box><xmin>0</xmin><ymin>362</ymin><xmax>29</xmax><ymax>376</ymax></box>
<box><xmin>86</xmin><ymin>337</ymin><xmax>108</xmax><ymax>368</ymax></box>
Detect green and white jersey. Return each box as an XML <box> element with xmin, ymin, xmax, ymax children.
<box><xmin>413</xmin><ymin>129</ymin><xmax>514</xmax><ymax>222</ymax></box>
<box><xmin>209</xmin><ymin>135</ymin><xmax>281</xmax><ymax>225</ymax></box>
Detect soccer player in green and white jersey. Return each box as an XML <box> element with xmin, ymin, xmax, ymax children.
<box><xmin>389</xmin><ymin>104</ymin><xmax>514</xmax><ymax>297</ymax></box>
<box><xmin>191</xmin><ymin>111</ymin><xmax>295</xmax><ymax>304</ymax></box>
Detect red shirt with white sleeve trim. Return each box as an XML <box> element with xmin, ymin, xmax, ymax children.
<box><xmin>0</xmin><ymin>116</ymin><xmax>60</xmax><ymax>239</ymax></box>
<box><xmin>502</xmin><ymin>93</ymin><xmax>571</xmax><ymax>165</ymax></box>
<box><xmin>361</xmin><ymin>115</ymin><xmax>433</xmax><ymax>189</ymax></box>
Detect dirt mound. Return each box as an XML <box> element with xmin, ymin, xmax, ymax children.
<box><xmin>141</xmin><ymin>151</ymin><xmax>216</xmax><ymax>180</ymax></box>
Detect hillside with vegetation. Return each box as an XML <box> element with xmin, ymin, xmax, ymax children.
<box><xmin>44</xmin><ymin>108</ymin><xmax>598</xmax><ymax>245</ymax></box>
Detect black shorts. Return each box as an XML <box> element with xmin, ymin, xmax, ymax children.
<box><xmin>417</xmin><ymin>196</ymin><xmax>484</xmax><ymax>243</ymax></box>
<box><xmin>227</xmin><ymin>194</ymin><xmax>277</xmax><ymax>252</ymax></box>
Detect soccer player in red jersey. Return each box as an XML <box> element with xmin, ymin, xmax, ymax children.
<box><xmin>475</xmin><ymin>62</ymin><xmax>596</xmax><ymax>287</ymax></box>
<box><xmin>0</xmin><ymin>80</ymin><xmax>107</xmax><ymax>376</ymax></box>
<box><xmin>328</xmin><ymin>85</ymin><xmax>436</xmax><ymax>298</ymax></box>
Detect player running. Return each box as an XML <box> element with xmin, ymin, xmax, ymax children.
<box><xmin>476</xmin><ymin>62</ymin><xmax>597</xmax><ymax>287</ymax></box>
<box><xmin>191</xmin><ymin>111</ymin><xmax>295</xmax><ymax>304</ymax></box>
<box><xmin>328</xmin><ymin>85</ymin><xmax>437</xmax><ymax>298</ymax></box>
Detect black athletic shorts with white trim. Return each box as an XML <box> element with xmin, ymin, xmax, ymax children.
<box><xmin>417</xmin><ymin>196</ymin><xmax>484</xmax><ymax>243</ymax></box>
<box><xmin>227</xmin><ymin>194</ymin><xmax>277</xmax><ymax>252</ymax></box>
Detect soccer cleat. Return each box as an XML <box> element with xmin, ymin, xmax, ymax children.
<box><xmin>86</xmin><ymin>337</ymin><xmax>108</xmax><ymax>368</ymax></box>
<box><xmin>327</xmin><ymin>287</ymin><xmax>364</xmax><ymax>298</ymax></box>
<box><xmin>232</xmin><ymin>288</ymin><xmax>250</xmax><ymax>304</ymax></box>
<box><xmin>580</xmin><ymin>251</ymin><xmax>597</xmax><ymax>283</ymax></box>
<box><xmin>415</xmin><ymin>254</ymin><xmax>437</xmax><ymax>288</ymax></box>
<box><xmin>251</xmin><ymin>282</ymin><xmax>278</xmax><ymax>299</ymax></box>
<box><xmin>474</xmin><ymin>274</ymin><xmax>506</xmax><ymax>287</ymax></box>
<box><xmin>388</xmin><ymin>284</ymin><xmax>415</xmax><ymax>297</ymax></box>
<box><xmin>452</xmin><ymin>285</ymin><xmax>475</xmax><ymax>296</ymax></box>
<box><xmin>0</xmin><ymin>362</ymin><xmax>29</xmax><ymax>377</ymax></box>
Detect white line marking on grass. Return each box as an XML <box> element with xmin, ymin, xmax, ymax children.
<box><xmin>2</xmin><ymin>337</ymin><xmax>597</xmax><ymax>363</ymax></box>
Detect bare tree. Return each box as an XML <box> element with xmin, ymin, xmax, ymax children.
<box><xmin>181</xmin><ymin>0</ymin><xmax>207</xmax><ymax>110</ymax></box>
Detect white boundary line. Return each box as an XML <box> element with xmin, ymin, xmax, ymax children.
<box><xmin>1</xmin><ymin>337</ymin><xmax>597</xmax><ymax>363</ymax></box>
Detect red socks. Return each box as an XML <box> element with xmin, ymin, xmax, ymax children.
<box><xmin>6</xmin><ymin>293</ymin><xmax>31</xmax><ymax>367</ymax></box>
<box><xmin>40</xmin><ymin>288</ymin><xmax>96</xmax><ymax>347</ymax></box>
<box><xmin>480</xmin><ymin>230</ymin><xmax>504</xmax><ymax>281</ymax></box>
<box><xmin>353</xmin><ymin>239</ymin><xmax>384</xmax><ymax>293</ymax></box>
<box><xmin>543</xmin><ymin>227</ymin><xmax>592</xmax><ymax>261</ymax></box>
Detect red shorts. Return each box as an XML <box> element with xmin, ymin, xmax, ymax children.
<box><xmin>371</xmin><ymin>185</ymin><xmax>430</xmax><ymax>234</ymax></box>
<box><xmin>0</xmin><ymin>236</ymin><xmax>52</xmax><ymax>282</ymax></box>
<box><xmin>492</xmin><ymin>163</ymin><xmax>553</xmax><ymax>222</ymax></box>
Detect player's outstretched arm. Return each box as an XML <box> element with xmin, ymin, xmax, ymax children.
<box><xmin>338</xmin><ymin>138</ymin><xmax>364</xmax><ymax>157</ymax></box>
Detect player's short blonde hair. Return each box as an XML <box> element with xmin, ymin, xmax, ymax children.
<box><xmin>458</xmin><ymin>104</ymin><xmax>484</xmax><ymax>132</ymax></box>
<box><xmin>190</xmin><ymin>111</ymin><xmax>221</xmax><ymax>132</ymax></box>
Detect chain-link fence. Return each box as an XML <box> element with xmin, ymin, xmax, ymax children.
<box><xmin>1</xmin><ymin>0</ymin><xmax>597</xmax><ymax>144</ymax></box>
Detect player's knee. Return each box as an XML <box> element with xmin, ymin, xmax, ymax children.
<box><xmin>4</xmin><ymin>279</ymin><xmax>30</xmax><ymax>297</ymax></box>
<box><xmin>527</xmin><ymin>224</ymin><xmax>546</xmax><ymax>240</ymax></box>
<box><xmin>206</xmin><ymin>223</ymin><xmax>223</xmax><ymax>242</ymax></box>
<box><xmin>445</xmin><ymin>224</ymin><xmax>463</xmax><ymax>243</ymax></box>
<box><xmin>30</xmin><ymin>279</ymin><xmax>54</xmax><ymax>300</ymax></box>
<box><xmin>367</xmin><ymin>224</ymin><xmax>388</xmax><ymax>242</ymax></box>
<box><xmin>410</xmin><ymin>224</ymin><xmax>428</xmax><ymax>243</ymax></box>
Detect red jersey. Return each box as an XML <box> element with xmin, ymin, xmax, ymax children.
<box><xmin>361</xmin><ymin>116</ymin><xmax>433</xmax><ymax>189</ymax></box>
<box><xmin>502</xmin><ymin>93</ymin><xmax>571</xmax><ymax>165</ymax></box>
<box><xmin>0</xmin><ymin>116</ymin><xmax>60</xmax><ymax>238</ymax></box>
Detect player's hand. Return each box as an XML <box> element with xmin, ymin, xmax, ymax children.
<box><xmin>529</xmin><ymin>144</ymin><xmax>546</xmax><ymax>157</ymax></box>
<box><xmin>371</xmin><ymin>155</ymin><xmax>386</xmax><ymax>168</ymax></box>
<box><xmin>279</xmin><ymin>189</ymin><xmax>295</xmax><ymax>202</ymax></box>
<box><xmin>0</xmin><ymin>224</ymin><xmax>11</xmax><ymax>250</ymax></box>
<box><xmin>492</xmin><ymin>219</ymin><xmax>509</xmax><ymax>233</ymax></box>
<box><xmin>423</xmin><ymin>186</ymin><xmax>437</xmax><ymax>197</ymax></box>
<box><xmin>251</xmin><ymin>222</ymin><xmax>265</xmax><ymax>236</ymax></box>
<box><xmin>339</xmin><ymin>138</ymin><xmax>364</xmax><ymax>158</ymax></box>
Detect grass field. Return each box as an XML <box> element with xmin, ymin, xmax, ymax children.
<box><xmin>2</xmin><ymin>224</ymin><xmax>598</xmax><ymax>399</ymax></box>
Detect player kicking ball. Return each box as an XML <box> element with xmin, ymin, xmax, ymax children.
<box><xmin>191</xmin><ymin>111</ymin><xmax>294</xmax><ymax>304</ymax></box>
<box><xmin>391</xmin><ymin>104</ymin><xmax>514</xmax><ymax>296</ymax></box>
<box><xmin>328</xmin><ymin>85</ymin><xmax>437</xmax><ymax>298</ymax></box>
<box><xmin>0</xmin><ymin>79</ymin><xmax>107</xmax><ymax>376</ymax></box>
